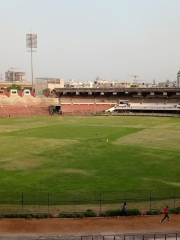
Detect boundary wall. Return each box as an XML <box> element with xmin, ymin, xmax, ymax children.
<box><xmin>0</xmin><ymin>105</ymin><xmax>50</xmax><ymax>117</ymax></box>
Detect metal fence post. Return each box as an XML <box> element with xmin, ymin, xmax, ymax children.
<box><xmin>74</xmin><ymin>192</ymin><xmax>76</xmax><ymax>213</ymax></box>
<box><xmin>22</xmin><ymin>192</ymin><xmax>24</xmax><ymax>213</ymax></box>
<box><xmin>48</xmin><ymin>192</ymin><xmax>49</xmax><ymax>213</ymax></box>
<box><xmin>174</xmin><ymin>188</ymin><xmax>176</xmax><ymax>209</ymax></box>
<box><xmin>100</xmin><ymin>191</ymin><xmax>101</xmax><ymax>212</ymax></box>
<box><xmin>150</xmin><ymin>191</ymin><xmax>151</xmax><ymax>211</ymax></box>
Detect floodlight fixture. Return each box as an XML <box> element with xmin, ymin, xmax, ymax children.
<box><xmin>26</xmin><ymin>33</ymin><xmax>37</xmax><ymax>88</ymax></box>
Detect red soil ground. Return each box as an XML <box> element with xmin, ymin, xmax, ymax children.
<box><xmin>0</xmin><ymin>215</ymin><xmax>179</xmax><ymax>236</ymax></box>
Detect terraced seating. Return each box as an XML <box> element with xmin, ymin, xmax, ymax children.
<box><xmin>129</xmin><ymin>103</ymin><xmax>175</xmax><ymax>109</ymax></box>
<box><xmin>118</xmin><ymin>95</ymin><xmax>132</xmax><ymax>100</ymax></box>
<box><xmin>0</xmin><ymin>95</ymin><xmax>10</xmax><ymax>105</ymax></box>
<box><xmin>132</xmin><ymin>95</ymin><xmax>143</xmax><ymax>98</ymax></box>
<box><xmin>168</xmin><ymin>98</ymin><xmax>179</xmax><ymax>103</ymax></box>
<box><xmin>71</xmin><ymin>97</ymin><xmax>95</xmax><ymax>103</ymax></box>
<box><xmin>131</xmin><ymin>98</ymin><xmax>142</xmax><ymax>103</ymax></box>
<box><xmin>171</xmin><ymin>94</ymin><xmax>180</xmax><ymax>98</ymax></box>
<box><xmin>145</xmin><ymin>94</ymin><xmax>156</xmax><ymax>98</ymax></box>
<box><xmin>0</xmin><ymin>95</ymin><xmax>59</xmax><ymax>106</ymax></box>
<box><xmin>96</xmin><ymin>104</ymin><xmax>115</xmax><ymax>111</ymax></box>
<box><xmin>70</xmin><ymin>104</ymin><xmax>94</xmax><ymax>111</ymax></box>
<box><xmin>130</xmin><ymin>103</ymin><xmax>142</xmax><ymax>106</ymax></box>
<box><xmin>60</xmin><ymin>97</ymin><xmax>72</xmax><ymax>103</ymax></box>
<box><xmin>61</xmin><ymin>103</ymin><xmax>115</xmax><ymax>113</ymax></box>
<box><xmin>155</xmin><ymin>98</ymin><xmax>168</xmax><ymax>103</ymax></box>
<box><xmin>143</xmin><ymin>98</ymin><xmax>158</xmax><ymax>103</ymax></box>
<box><xmin>23</xmin><ymin>96</ymin><xmax>59</xmax><ymax>105</ymax></box>
<box><xmin>95</xmin><ymin>98</ymin><xmax>117</xmax><ymax>103</ymax></box>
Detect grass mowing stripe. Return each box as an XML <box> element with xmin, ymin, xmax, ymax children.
<box><xmin>0</xmin><ymin>116</ymin><xmax>179</xmax><ymax>193</ymax></box>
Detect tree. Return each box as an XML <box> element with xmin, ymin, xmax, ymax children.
<box><xmin>6</xmin><ymin>84</ymin><xmax>23</xmax><ymax>92</ymax></box>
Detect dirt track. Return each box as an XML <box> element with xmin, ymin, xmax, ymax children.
<box><xmin>0</xmin><ymin>215</ymin><xmax>180</xmax><ymax>239</ymax></box>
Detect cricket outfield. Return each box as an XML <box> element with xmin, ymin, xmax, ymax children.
<box><xmin>0</xmin><ymin>116</ymin><xmax>180</xmax><ymax>193</ymax></box>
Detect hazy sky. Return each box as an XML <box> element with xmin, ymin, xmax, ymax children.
<box><xmin>1</xmin><ymin>0</ymin><xmax>180</xmax><ymax>83</ymax></box>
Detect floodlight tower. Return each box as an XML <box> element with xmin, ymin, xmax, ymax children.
<box><xmin>26</xmin><ymin>33</ymin><xmax>37</xmax><ymax>89</ymax></box>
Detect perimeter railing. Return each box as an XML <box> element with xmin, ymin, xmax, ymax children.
<box><xmin>0</xmin><ymin>188</ymin><xmax>180</xmax><ymax>213</ymax></box>
<box><xmin>81</xmin><ymin>233</ymin><xmax>180</xmax><ymax>240</ymax></box>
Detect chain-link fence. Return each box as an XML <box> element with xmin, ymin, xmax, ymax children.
<box><xmin>0</xmin><ymin>188</ymin><xmax>180</xmax><ymax>213</ymax></box>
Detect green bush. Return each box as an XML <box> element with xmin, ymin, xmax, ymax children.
<box><xmin>147</xmin><ymin>210</ymin><xmax>161</xmax><ymax>215</ymax></box>
<box><xmin>75</xmin><ymin>213</ymin><xmax>84</xmax><ymax>218</ymax></box>
<box><xmin>106</xmin><ymin>209</ymin><xmax>122</xmax><ymax>216</ymax></box>
<box><xmin>35</xmin><ymin>214</ymin><xmax>47</xmax><ymax>219</ymax></box>
<box><xmin>99</xmin><ymin>212</ymin><xmax>107</xmax><ymax>217</ymax></box>
<box><xmin>1</xmin><ymin>213</ymin><xmax>52</xmax><ymax>219</ymax></box>
<box><xmin>47</xmin><ymin>214</ymin><xmax>55</xmax><ymax>218</ymax></box>
<box><xmin>169</xmin><ymin>207</ymin><xmax>180</xmax><ymax>214</ymax></box>
<box><xmin>3</xmin><ymin>213</ymin><xmax>33</xmax><ymax>219</ymax></box>
<box><xmin>23</xmin><ymin>87</ymin><xmax>32</xmax><ymax>91</ymax></box>
<box><xmin>106</xmin><ymin>208</ymin><xmax>140</xmax><ymax>216</ymax></box>
<box><xmin>4</xmin><ymin>213</ymin><xmax>21</xmax><ymax>218</ymax></box>
<box><xmin>6</xmin><ymin>84</ymin><xmax>23</xmax><ymax>92</ymax></box>
<box><xmin>84</xmin><ymin>209</ymin><xmax>97</xmax><ymax>217</ymax></box>
<box><xmin>26</xmin><ymin>214</ymin><xmax>33</xmax><ymax>219</ymax></box>
<box><xmin>59</xmin><ymin>212</ymin><xmax>75</xmax><ymax>218</ymax></box>
<box><xmin>43</xmin><ymin>88</ymin><xmax>50</xmax><ymax>92</ymax></box>
<box><xmin>126</xmin><ymin>209</ymin><xmax>140</xmax><ymax>216</ymax></box>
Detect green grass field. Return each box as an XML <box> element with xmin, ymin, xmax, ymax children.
<box><xmin>0</xmin><ymin>116</ymin><xmax>180</xmax><ymax>193</ymax></box>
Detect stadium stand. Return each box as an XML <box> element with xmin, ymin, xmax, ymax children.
<box><xmin>1</xmin><ymin>87</ymin><xmax>180</xmax><ymax>117</ymax></box>
<box><xmin>130</xmin><ymin>98</ymin><xmax>143</xmax><ymax>103</ymax></box>
<box><xmin>0</xmin><ymin>89</ymin><xmax>59</xmax><ymax>117</ymax></box>
<box><xmin>168</xmin><ymin>98</ymin><xmax>180</xmax><ymax>104</ymax></box>
<box><xmin>0</xmin><ymin>95</ymin><xmax>59</xmax><ymax>106</ymax></box>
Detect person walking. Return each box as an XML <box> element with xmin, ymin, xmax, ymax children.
<box><xmin>122</xmin><ymin>202</ymin><xmax>128</xmax><ymax>219</ymax></box>
<box><xmin>160</xmin><ymin>206</ymin><xmax>169</xmax><ymax>223</ymax></box>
